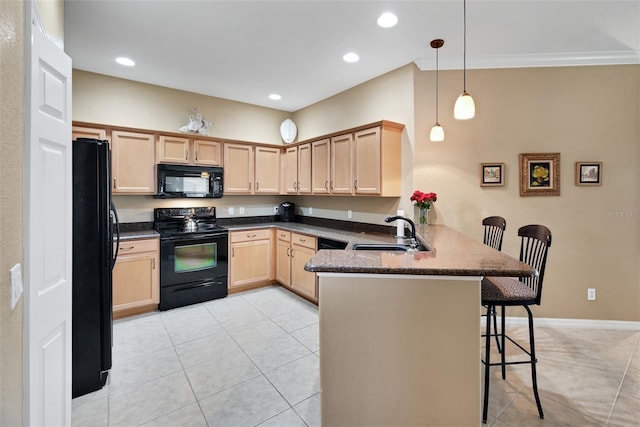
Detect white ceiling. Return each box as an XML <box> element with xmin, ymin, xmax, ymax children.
<box><xmin>65</xmin><ymin>0</ymin><xmax>640</xmax><ymax>112</ymax></box>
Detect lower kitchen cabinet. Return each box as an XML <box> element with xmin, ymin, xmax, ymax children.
<box><xmin>112</xmin><ymin>237</ymin><xmax>159</xmax><ymax>319</ymax></box>
<box><xmin>276</xmin><ymin>229</ymin><xmax>318</xmax><ymax>303</ymax></box>
<box><xmin>228</xmin><ymin>229</ymin><xmax>274</xmax><ymax>290</ymax></box>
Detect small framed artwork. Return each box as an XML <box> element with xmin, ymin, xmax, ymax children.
<box><xmin>519</xmin><ymin>152</ymin><xmax>561</xmax><ymax>197</ymax></box>
<box><xmin>480</xmin><ymin>163</ymin><xmax>505</xmax><ymax>187</ymax></box>
<box><xmin>575</xmin><ymin>162</ymin><xmax>602</xmax><ymax>186</ymax></box>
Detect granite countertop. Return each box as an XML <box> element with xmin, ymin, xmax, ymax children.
<box><xmin>225</xmin><ymin>221</ymin><xmax>413</xmax><ymax>247</ymax></box>
<box><xmin>305</xmin><ymin>224</ymin><xmax>536</xmax><ymax>278</ymax></box>
<box><xmin>118</xmin><ymin>230</ymin><xmax>160</xmax><ymax>241</ymax></box>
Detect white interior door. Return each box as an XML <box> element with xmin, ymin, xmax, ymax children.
<box><xmin>24</xmin><ymin>4</ymin><xmax>73</xmax><ymax>426</ymax></box>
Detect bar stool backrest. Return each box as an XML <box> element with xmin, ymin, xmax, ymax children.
<box><xmin>482</xmin><ymin>216</ymin><xmax>507</xmax><ymax>251</ymax></box>
<box><xmin>518</xmin><ymin>225</ymin><xmax>552</xmax><ymax>305</ymax></box>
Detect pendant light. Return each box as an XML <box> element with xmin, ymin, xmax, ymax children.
<box><xmin>454</xmin><ymin>0</ymin><xmax>475</xmax><ymax>120</ymax></box>
<box><xmin>429</xmin><ymin>39</ymin><xmax>445</xmax><ymax>142</ymax></box>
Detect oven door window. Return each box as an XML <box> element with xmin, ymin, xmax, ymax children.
<box><xmin>174</xmin><ymin>242</ymin><xmax>217</xmax><ymax>273</ymax></box>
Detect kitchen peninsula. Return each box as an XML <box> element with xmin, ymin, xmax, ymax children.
<box><xmin>305</xmin><ymin>224</ymin><xmax>536</xmax><ymax>426</ymax></box>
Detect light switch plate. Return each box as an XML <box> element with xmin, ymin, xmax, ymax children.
<box><xmin>239</xmin><ymin>207</ymin><xmax>245</xmax><ymax>215</ymax></box>
<box><xmin>10</xmin><ymin>263</ymin><xmax>23</xmax><ymax>311</ymax></box>
<box><xmin>228</xmin><ymin>207</ymin><xmax>235</xmax><ymax>215</ymax></box>
<box><xmin>309</xmin><ymin>207</ymin><xmax>313</xmax><ymax>215</ymax></box>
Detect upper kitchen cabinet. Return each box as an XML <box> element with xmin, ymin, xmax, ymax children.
<box><xmin>311</xmin><ymin>139</ymin><xmax>330</xmax><ymax>194</ymax></box>
<box><xmin>254</xmin><ymin>146</ymin><xmax>281</xmax><ymax>194</ymax></box>
<box><xmin>353</xmin><ymin>123</ymin><xmax>402</xmax><ymax>196</ymax></box>
<box><xmin>157</xmin><ymin>135</ymin><xmax>222</xmax><ymax>166</ymax></box>
<box><xmin>224</xmin><ymin>143</ymin><xmax>253</xmax><ymax>194</ymax></box>
<box><xmin>284</xmin><ymin>144</ymin><xmax>311</xmax><ymax>194</ymax></box>
<box><xmin>224</xmin><ymin>143</ymin><xmax>280</xmax><ymax>194</ymax></box>
<box><xmin>111</xmin><ymin>130</ymin><xmax>156</xmax><ymax>194</ymax></box>
<box><xmin>330</xmin><ymin>133</ymin><xmax>354</xmax><ymax>194</ymax></box>
<box><xmin>72</xmin><ymin>126</ymin><xmax>108</xmax><ymax>141</ymax></box>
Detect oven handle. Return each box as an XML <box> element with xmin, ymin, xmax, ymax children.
<box><xmin>160</xmin><ymin>233</ymin><xmax>228</xmax><ymax>242</ymax></box>
<box><xmin>172</xmin><ymin>281</ymin><xmax>224</xmax><ymax>292</ymax></box>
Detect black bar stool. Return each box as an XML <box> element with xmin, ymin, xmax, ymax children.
<box><xmin>482</xmin><ymin>216</ymin><xmax>507</xmax><ymax>351</ymax></box>
<box><xmin>481</xmin><ymin>224</ymin><xmax>552</xmax><ymax>423</ymax></box>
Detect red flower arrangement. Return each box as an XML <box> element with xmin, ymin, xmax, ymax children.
<box><xmin>410</xmin><ymin>190</ymin><xmax>437</xmax><ymax>210</ymax></box>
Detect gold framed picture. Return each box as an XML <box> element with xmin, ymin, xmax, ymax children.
<box><xmin>480</xmin><ymin>163</ymin><xmax>505</xmax><ymax>187</ymax></box>
<box><xmin>519</xmin><ymin>152</ymin><xmax>560</xmax><ymax>197</ymax></box>
<box><xmin>575</xmin><ymin>162</ymin><xmax>602</xmax><ymax>186</ymax></box>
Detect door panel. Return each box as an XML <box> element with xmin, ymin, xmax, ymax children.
<box><xmin>25</xmin><ymin>8</ymin><xmax>73</xmax><ymax>425</ymax></box>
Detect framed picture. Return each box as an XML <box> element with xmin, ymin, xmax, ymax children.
<box><xmin>575</xmin><ymin>162</ymin><xmax>602</xmax><ymax>186</ymax></box>
<box><xmin>480</xmin><ymin>163</ymin><xmax>505</xmax><ymax>187</ymax></box>
<box><xmin>519</xmin><ymin>152</ymin><xmax>561</xmax><ymax>197</ymax></box>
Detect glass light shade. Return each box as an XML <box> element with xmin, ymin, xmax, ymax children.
<box><xmin>454</xmin><ymin>91</ymin><xmax>475</xmax><ymax>120</ymax></box>
<box><xmin>430</xmin><ymin>123</ymin><xmax>444</xmax><ymax>142</ymax></box>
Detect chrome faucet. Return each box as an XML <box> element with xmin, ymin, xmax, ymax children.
<box><xmin>384</xmin><ymin>215</ymin><xmax>418</xmax><ymax>250</ymax></box>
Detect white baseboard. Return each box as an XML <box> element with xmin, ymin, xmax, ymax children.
<box><xmin>500</xmin><ymin>317</ymin><xmax>640</xmax><ymax>331</ymax></box>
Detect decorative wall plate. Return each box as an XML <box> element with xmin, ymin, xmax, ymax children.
<box><xmin>280</xmin><ymin>119</ymin><xmax>297</xmax><ymax>144</ymax></box>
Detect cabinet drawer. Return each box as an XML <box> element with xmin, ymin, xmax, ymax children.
<box><xmin>276</xmin><ymin>229</ymin><xmax>292</xmax><ymax>242</ymax></box>
<box><xmin>292</xmin><ymin>233</ymin><xmax>316</xmax><ymax>250</ymax></box>
<box><xmin>230</xmin><ymin>228</ymin><xmax>272</xmax><ymax>243</ymax></box>
<box><xmin>115</xmin><ymin>238</ymin><xmax>159</xmax><ymax>256</ymax></box>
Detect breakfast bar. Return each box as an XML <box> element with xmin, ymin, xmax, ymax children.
<box><xmin>305</xmin><ymin>224</ymin><xmax>536</xmax><ymax>426</ymax></box>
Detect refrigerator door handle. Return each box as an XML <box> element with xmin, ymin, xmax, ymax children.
<box><xmin>110</xmin><ymin>201</ymin><xmax>120</xmax><ymax>269</ymax></box>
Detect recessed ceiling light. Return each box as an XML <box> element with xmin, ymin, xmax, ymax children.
<box><xmin>377</xmin><ymin>12</ymin><xmax>398</xmax><ymax>28</ymax></box>
<box><xmin>269</xmin><ymin>94</ymin><xmax>282</xmax><ymax>100</ymax></box>
<box><xmin>343</xmin><ymin>52</ymin><xmax>360</xmax><ymax>63</ymax></box>
<box><xmin>115</xmin><ymin>57</ymin><xmax>135</xmax><ymax>67</ymax></box>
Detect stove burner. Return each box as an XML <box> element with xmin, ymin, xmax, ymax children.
<box><xmin>154</xmin><ymin>206</ymin><xmax>226</xmax><ymax>237</ymax></box>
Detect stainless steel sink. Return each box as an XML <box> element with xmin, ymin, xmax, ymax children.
<box><xmin>351</xmin><ymin>243</ymin><xmax>429</xmax><ymax>252</ymax></box>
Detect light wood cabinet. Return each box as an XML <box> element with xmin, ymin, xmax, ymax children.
<box><xmin>193</xmin><ymin>139</ymin><xmax>222</xmax><ymax>166</ymax></box>
<box><xmin>111</xmin><ymin>130</ymin><xmax>156</xmax><ymax>194</ymax></box>
<box><xmin>157</xmin><ymin>135</ymin><xmax>222</xmax><ymax>166</ymax></box>
<box><xmin>228</xmin><ymin>229</ymin><xmax>274</xmax><ymax>289</ymax></box>
<box><xmin>112</xmin><ymin>238</ymin><xmax>159</xmax><ymax>319</ymax></box>
<box><xmin>284</xmin><ymin>143</ymin><xmax>311</xmax><ymax>194</ymax></box>
<box><xmin>254</xmin><ymin>146</ymin><xmax>281</xmax><ymax>194</ymax></box>
<box><xmin>276</xmin><ymin>229</ymin><xmax>317</xmax><ymax>302</ymax></box>
<box><xmin>311</xmin><ymin>139</ymin><xmax>330</xmax><ymax>194</ymax></box>
<box><xmin>72</xmin><ymin>126</ymin><xmax>108</xmax><ymax>141</ymax></box>
<box><xmin>224</xmin><ymin>143</ymin><xmax>254</xmax><ymax>194</ymax></box>
<box><xmin>353</xmin><ymin>125</ymin><xmax>402</xmax><ymax>196</ymax></box>
<box><xmin>331</xmin><ymin>133</ymin><xmax>354</xmax><ymax>194</ymax></box>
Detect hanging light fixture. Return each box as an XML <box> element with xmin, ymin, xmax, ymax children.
<box><xmin>429</xmin><ymin>39</ymin><xmax>445</xmax><ymax>142</ymax></box>
<box><xmin>454</xmin><ymin>0</ymin><xmax>475</xmax><ymax>120</ymax></box>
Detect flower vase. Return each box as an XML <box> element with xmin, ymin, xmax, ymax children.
<box><xmin>419</xmin><ymin>207</ymin><xmax>429</xmax><ymax>225</ymax></box>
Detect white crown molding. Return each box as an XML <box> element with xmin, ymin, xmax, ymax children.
<box><xmin>415</xmin><ymin>50</ymin><xmax>640</xmax><ymax>71</ymax></box>
<box><xmin>482</xmin><ymin>316</ymin><xmax>640</xmax><ymax>331</ymax></box>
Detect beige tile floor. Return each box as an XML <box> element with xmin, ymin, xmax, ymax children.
<box><xmin>72</xmin><ymin>285</ymin><xmax>640</xmax><ymax>426</ymax></box>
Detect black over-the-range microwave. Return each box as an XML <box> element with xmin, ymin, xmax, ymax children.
<box><xmin>155</xmin><ymin>164</ymin><xmax>223</xmax><ymax>198</ymax></box>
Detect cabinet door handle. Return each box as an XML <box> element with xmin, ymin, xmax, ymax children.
<box><xmin>232</xmin><ymin>247</ymin><xmax>235</xmax><ymax>257</ymax></box>
<box><xmin>256</xmin><ymin>182</ymin><xmax>259</xmax><ymax>191</ymax></box>
<box><xmin>152</xmin><ymin>258</ymin><xmax>156</xmax><ymax>269</ymax></box>
<box><xmin>290</xmin><ymin>248</ymin><xmax>294</xmax><ymax>258</ymax></box>
<box><xmin>286</xmin><ymin>247</ymin><xmax>290</xmax><ymax>256</ymax></box>
<box><xmin>195</xmin><ymin>150</ymin><xmax>198</xmax><ymax>161</ymax></box>
<box><xmin>330</xmin><ymin>180</ymin><xmax>334</xmax><ymax>190</ymax></box>
<box><xmin>354</xmin><ymin>179</ymin><xmax>358</xmax><ymax>189</ymax></box>
<box><xmin>299</xmin><ymin>238</ymin><xmax>306</xmax><ymax>243</ymax></box>
<box><xmin>325</xmin><ymin>180</ymin><xmax>329</xmax><ymax>190</ymax></box>
<box><xmin>249</xmin><ymin>182</ymin><xmax>252</xmax><ymax>191</ymax></box>
<box><xmin>247</xmin><ymin>234</ymin><xmax>257</xmax><ymax>238</ymax></box>
<box><xmin>119</xmin><ymin>246</ymin><xmax>134</xmax><ymax>251</ymax></box>
<box><xmin>293</xmin><ymin>181</ymin><xmax>297</xmax><ymax>190</ymax></box>
<box><xmin>113</xmin><ymin>177</ymin><xmax>117</xmax><ymax>188</ymax></box>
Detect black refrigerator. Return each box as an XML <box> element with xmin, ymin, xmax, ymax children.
<box><xmin>72</xmin><ymin>138</ymin><xmax>120</xmax><ymax>398</ymax></box>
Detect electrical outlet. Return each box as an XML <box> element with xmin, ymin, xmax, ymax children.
<box><xmin>309</xmin><ymin>207</ymin><xmax>313</xmax><ymax>215</ymax></box>
<box><xmin>587</xmin><ymin>288</ymin><xmax>596</xmax><ymax>301</ymax></box>
<box><xmin>347</xmin><ymin>210</ymin><xmax>353</xmax><ymax>219</ymax></box>
<box><xmin>10</xmin><ymin>263</ymin><xmax>23</xmax><ymax>311</ymax></box>
<box><xmin>273</xmin><ymin>205</ymin><xmax>278</xmax><ymax>214</ymax></box>
<box><xmin>239</xmin><ymin>207</ymin><xmax>245</xmax><ymax>215</ymax></box>
<box><xmin>228</xmin><ymin>207</ymin><xmax>235</xmax><ymax>215</ymax></box>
